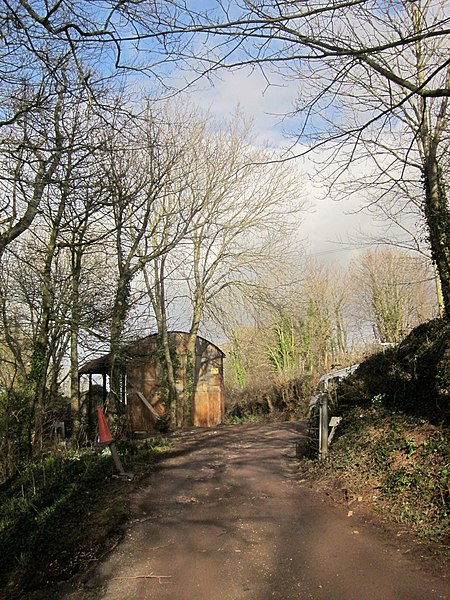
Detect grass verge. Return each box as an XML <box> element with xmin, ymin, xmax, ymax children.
<box><xmin>0</xmin><ymin>438</ymin><xmax>170</xmax><ymax>599</ymax></box>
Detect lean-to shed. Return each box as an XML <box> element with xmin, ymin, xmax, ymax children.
<box><xmin>79</xmin><ymin>332</ymin><xmax>225</xmax><ymax>434</ymax></box>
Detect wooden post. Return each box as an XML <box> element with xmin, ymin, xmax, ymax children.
<box><xmin>319</xmin><ymin>394</ymin><xmax>329</xmax><ymax>459</ymax></box>
<box><xmin>88</xmin><ymin>374</ymin><xmax>93</xmax><ymax>440</ymax></box>
<box><xmin>110</xmin><ymin>443</ymin><xmax>125</xmax><ymax>475</ymax></box>
<box><xmin>102</xmin><ymin>373</ymin><xmax>107</xmax><ymax>410</ymax></box>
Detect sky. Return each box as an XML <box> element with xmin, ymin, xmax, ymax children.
<box><xmin>179</xmin><ymin>66</ymin><xmax>377</xmax><ymax>267</ymax></box>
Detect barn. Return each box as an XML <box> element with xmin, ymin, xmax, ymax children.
<box><xmin>78</xmin><ymin>332</ymin><xmax>225</xmax><ymax>434</ymax></box>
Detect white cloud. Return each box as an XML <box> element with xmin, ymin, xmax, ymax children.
<box><xmin>185</xmin><ymin>67</ymin><xmax>297</xmax><ymax>146</ymax></box>
<box><xmin>177</xmin><ymin>67</ymin><xmax>388</xmax><ymax>265</ymax></box>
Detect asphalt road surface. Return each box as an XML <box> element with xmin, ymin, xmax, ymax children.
<box><xmin>58</xmin><ymin>422</ymin><xmax>448</xmax><ymax>600</ymax></box>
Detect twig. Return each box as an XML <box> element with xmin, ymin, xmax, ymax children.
<box><xmin>113</xmin><ymin>574</ymin><xmax>172</xmax><ymax>584</ymax></box>
<box><xmin>148</xmin><ymin>542</ymin><xmax>174</xmax><ymax>551</ymax></box>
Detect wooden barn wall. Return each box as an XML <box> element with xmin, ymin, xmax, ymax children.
<box><xmin>126</xmin><ymin>337</ymin><xmax>161</xmax><ymax>434</ymax></box>
<box><xmin>125</xmin><ymin>333</ymin><xmax>224</xmax><ymax>433</ymax></box>
<box><xmin>192</xmin><ymin>337</ymin><xmax>224</xmax><ymax>427</ymax></box>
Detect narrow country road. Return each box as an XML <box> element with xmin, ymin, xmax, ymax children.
<box><xmin>59</xmin><ymin>423</ymin><xmax>448</xmax><ymax>600</ymax></box>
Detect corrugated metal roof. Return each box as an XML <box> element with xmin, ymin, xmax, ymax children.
<box><xmin>78</xmin><ymin>353</ymin><xmax>111</xmax><ymax>375</ymax></box>
<box><xmin>78</xmin><ymin>331</ymin><xmax>225</xmax><ymax>375</ymax></box>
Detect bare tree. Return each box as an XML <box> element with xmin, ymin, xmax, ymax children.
<box><xmin>0</xmin><ymin>3</ymin><xmax>146</xmax><ymax>255</ymax></box>
<box><xmin>265</xmin><ymin>260</ymin><xmax>351</xmax><ymax>375</ymax></box>
<box><xmin>0</xmin><ymin>79</ymin><xmax>67</xmax><ymax>259</ymax></box>
<box><xmin>350</xmin><ymin>249</ymin><xmax>438</xmax><ymax>344</ymax></box>
<box><xmin>97</xmin><ymin>104</ymin><xmax>205</xmax><ymax>426</ymax></box>
<box><xmin>2</xmin><ymin>1</ymin><xmax>448</xmax><ymax>99</ymax></box>
<box><xmin>0</xmin><ymin>2</ymin><xmax>135</xmax><ymax>126</ymax></box>
<box><xmin>135</xmin><ymin>1</ymin><xmax>450</xmax><ymax>97</ymax></box>
<box><xmin>0</xmin><ymin>80</ymin><xmax>124</xmax><ymax>452</ymax></box>
<box><xmin>0</xmin><ymin>76</ymin><xmax>90</xmax><ymax>451</ymax></box>
<box><xmin>123</xmin><ymin>1</ymin><xmax>450</xmax><ymax>316</ymax></box>
<box><xmin>3</xmin><ymin>2</ymin><xmax>449</xmax><ymax>312</ymax></box>
<box><xmin>310</xmin><ymin>0</ymin><xmax>450</xmax><ymax>315</ymax></box>
<box><xmin>143</xmin><ymin>110</ymin><xmax>304</xmax><ymax>426</ymax></box>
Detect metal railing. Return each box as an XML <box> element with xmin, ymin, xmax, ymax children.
<box><xmin>307</xmin><ymin>364</ymin><xmax>359</xmax><ymax>459</ymax></box>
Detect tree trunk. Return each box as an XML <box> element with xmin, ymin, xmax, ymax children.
<box><xmin>29</xmin><ymin>195</ymin><xmax>65</xmax><ymax>452</ymax></box>
<box><xmin>423</xmin><ymin>160</ymin><xmax>450</xmax><ymax>317</ymax></box>
<box><xmin>159</xmin><ymin>327</ymin><xmax>178</xmax><ymax>429</ymax></box>
<box><xmin>432</xmin><ymin>260</ymin><xmax>445</xmax><ymax>317</ymax></box>
<box><xmin>69</xmin><ymin>246</ymin><xmax>82</xmax><ymax>440</ymax></box>
<box><xmin>109</xmin><ymin>273</ymin><xmax>130</xmax><ymax>433</ymax></box>
<box><xmin>142</xmin><ymin>256</ymin><xmax>179</xmax><ymax>428</ymax></box>
<box><xmin>181</xmin><ymin>297</ymin><xmax>202</xmax><ymax>427</ymax></box>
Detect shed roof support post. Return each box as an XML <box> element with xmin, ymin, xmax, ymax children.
<box><xmin>88</xmin><ymin>374</ymin><xmax>94</xmax><ymax>440</ymax></box>
<box><xmin>102</xmin><ymin>373</ymin><xmax>107</xmax><ymax>410</ymax></box>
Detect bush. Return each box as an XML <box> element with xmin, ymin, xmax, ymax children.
<box><xmin>0</xmin><ymin>388</ymin><xmax>33</xmax><ymax>483</ymax></box>
<box><xmin>337</xmin><ymin>318</ymin><xmax>450</xmax><ymax>424</ymax></box>
<box><xmin>225</xmin><ymin>374</ymin><xmax>314</xmax><ymax>422</ymax></box>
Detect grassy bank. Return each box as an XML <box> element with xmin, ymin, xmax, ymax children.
<box><xmin>302</xmin><ymin>318</ymin><xmax>450</xmax><ymax>550</ymax></box>
<box><xmin>0</xmin><ymin>439</ymin><xmax>169</xmax><ymax>598</ymax></box>
<box><xmin>317</xmin><ymin>407</ymin><xmax>449</xmax><ymax>546</ymax></box>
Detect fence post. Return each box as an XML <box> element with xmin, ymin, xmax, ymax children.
<box><xmin>319</xmin><ymin>394</ymin><xmax>329</xmax><ymax>459</ymax></box>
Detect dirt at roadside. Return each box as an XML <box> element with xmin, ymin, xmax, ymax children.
<box><xmin>30</xmin><ymin>423</ymin><xmax>449</xmax><ymax>600</ymax></box>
